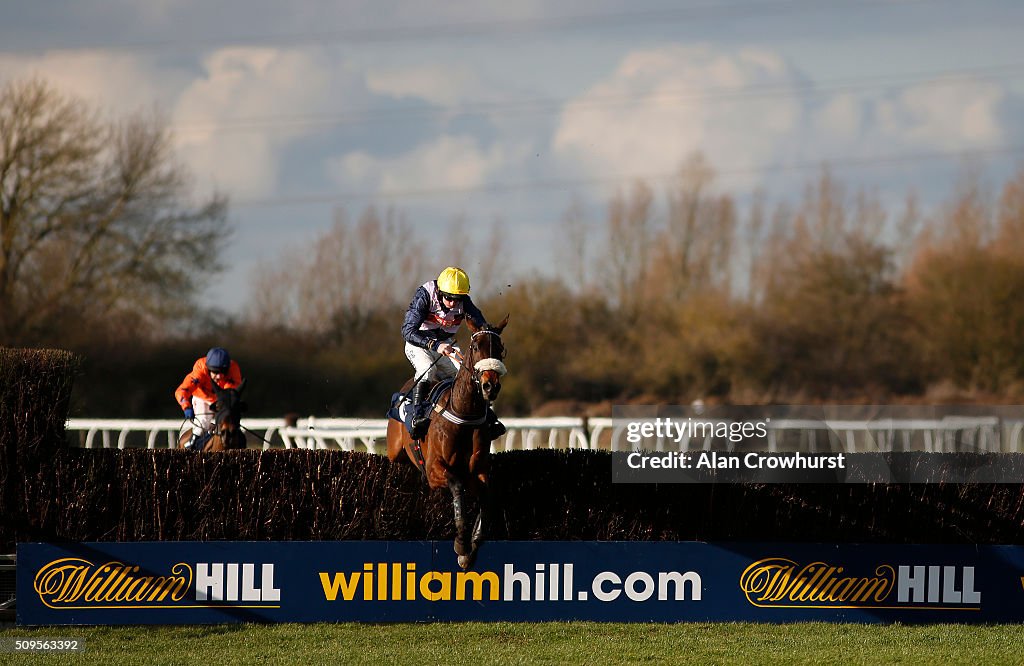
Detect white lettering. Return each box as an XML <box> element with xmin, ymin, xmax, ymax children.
<box><xmin>593</xmin><ymin>572</ymin><xmax>621</xmax><ymax>602</ymax></box>
<box><xmin>624</xmin><ymin>572</ymin><xmax>655</xmax><ymax>601</ymax></box>
<box><xmin>503</xmin><ymin>563</ymin><xmax>531</xmax><ymax>601</ymax></box>
<box><xmin>195</xmin><ymin>563</ymin><xmax>223</xmax><ymax>601</ymax></box>
<box><xmin>962</xmin><ymin>567</ymin><xmax>981</xmax><ymax>604</ymax></box>
<box><xmin>898</xmin><ymin>565</ymin><xmax>925</xmax><ymax>603</ymax></box>
<box><xmin>658</xmin><ymin>571</ymin><xmax>702</xmax><ymax>601</ymax></box>
<box><xmin>226</xmin><ymin>563</ymin><xmax>239</xmax><ymax>601</ymax></box>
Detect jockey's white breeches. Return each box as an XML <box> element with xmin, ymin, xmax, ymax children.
<box><xmin>190</xmin><ymin>396</ymin><xmax>216</xmax><ymax>436</ymax></box>
<box><xmin>405</xmin><ymin>341</ymin><xmax>462</xmax><ymax>383</ymax></box>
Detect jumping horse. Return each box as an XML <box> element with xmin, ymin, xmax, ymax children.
<box><xmin>177</xmin><ymin>380</ymin><xmax>248</xmax><ymax>452</ymax></box>
<box><xmin>387</xmin><ymin>315</ymin><xmax>509</xmax><ymax>570</ymax></box>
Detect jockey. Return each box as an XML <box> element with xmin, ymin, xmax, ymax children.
<box><xmin>401</xmin><ymin>266</ymin><xmax>506</xmax><ymax>441</ymax></box>
<box><xmin>174</xmin><ymin>347</ymin><xmax>243</xmax><ymax>450</ymax></box>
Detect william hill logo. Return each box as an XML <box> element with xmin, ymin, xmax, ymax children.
<box><xmin>33</xmin><ymin>558</ymin><xmax>280</xmax><ymax>609</ymax></box>
<box><xmin>740</xmin><ymin>558</ymin><xmax>981</xmax><ymax>610</ymax></box>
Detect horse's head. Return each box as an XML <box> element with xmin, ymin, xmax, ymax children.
<box><xmin>211</xmin><ymin>379</ymin><xmax>247</xmax><ymax>448</ymax></box>
<box><xmin>465</xmin><ymin>315</ymin><xmax>508</xmax><ymax>403</ymax></box>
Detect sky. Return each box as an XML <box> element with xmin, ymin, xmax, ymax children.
<box><xmin>2</xmin><ymin>0</ymin><xmax>1023</xmax><ymax>313</ymax></box>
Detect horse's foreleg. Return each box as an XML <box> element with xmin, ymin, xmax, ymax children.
<box><xmin>448</xmin><ymin>476</ymin><xmax>470</xmax><ymax>558</ymax></box>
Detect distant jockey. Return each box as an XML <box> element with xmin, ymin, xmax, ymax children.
<box><xmin>174</xmin><ymin>346</ymin><xmax>243</xmax><ymax>450</ymax></box>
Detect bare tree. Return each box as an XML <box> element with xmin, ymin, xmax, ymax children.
<box><xmin>469</xmin><ymin>218</ymin><xmax>509</xmax><ymax>300</ymax></box>
<box><xmin>248</xmin><ymin>205</ymin><xmax>421</xmax><ymax>336</ymax></box>
<box><xmin>741</xmin><ymin>189</ymin><xmax>768</xmax><ymax>301</ymax></box>
<box><xmin>893</xmin><ymin>192</ymin><xmax>922</xmax><ymax>274</ymax></box>
<box><xmin>653</xmin><ymin>153</ymin><xmax>736</xmax><ymax>300</ymax></box>
<box><xmin>556</xmin><ymin>196</ymin><xmax>590</xmax><ymax>292</ymax></box>
<box><xmin>603</xmin><ymin>180</ymin><xmax>653</xmax><ymax>311</ymax></box>
<box><xmin>995</xmin><ymin>166</ymin><xmax>1024</xmax><ymax>256</ymax></box>
<box><xmin>443</xmin><ymin>213</ymin><xmax>469</xmax><ymax>269</ymax></box>
<box><xmin>932</xmin><ymin>165</ymin><xmax>993</xmax><ymax>250</ymax></box>
<box><xmin>0</xmin><ymin>78</ymin><xmax>227</xmax><ymax>344</ymax></box>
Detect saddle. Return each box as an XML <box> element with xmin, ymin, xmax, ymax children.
<box><xmin>387</xmin><ymin>379</ymin><xmax>455</xmax><ymax>436</ymax></box>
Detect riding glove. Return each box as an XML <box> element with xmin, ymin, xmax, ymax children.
<box><xmin>184</xmin><ymin>407</ymin><xmax>195</xmax><ymax>421</ymax></box>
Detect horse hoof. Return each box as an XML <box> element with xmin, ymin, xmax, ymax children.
<box><xmin>454</xmin><ymin>540</ymin><xmax>469</xmax><ymax>557</ymax></box>
<box><xmin>457</xmin><ymin>553</ymin><xmax>476</xmax><ymax>570</ymax></box>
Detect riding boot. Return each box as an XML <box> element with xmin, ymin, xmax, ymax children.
<box><xmin>484</xmin><ymin>406</ymin><xmax>506</xmax><ymax>442</ymax></box>
<box><xmin>409</xmin><ymin>380</ymin><xmax>432</xmax><ymax>440</ymax></box>
<box><xmin>186</xmin><ymin>431</ymin><xmax>210</xmax><ymax>451</ymax></box>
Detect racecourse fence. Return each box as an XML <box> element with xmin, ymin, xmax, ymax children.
<box><xmin>10</xmin><ymin>349</ymin><xmax>1024</xmax><ymax>557</ymax></box>
<box><xmin>65</xmin><ymin>415</ymin><xmax>1024</xmax><ymax>454</ymax></box>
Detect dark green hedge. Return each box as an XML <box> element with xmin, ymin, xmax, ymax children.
<box><xmin>4</xmin><ymin>447</ymin><xmax>1024</xmax><ymax>549</ymax></box>
<box><xmin>0</xmin><ymin>347</ymin><xmax>79</xmax><ymax>549</ymax></box>
<box><xmin>4</xmin><ymin>347</ymin><xmax>1024</xmax><ymax>550</ymax></box>
<box><xmin>0</xmin><ymin>348</ymin><xmax>78</xmax><ymax>456</ymax></box>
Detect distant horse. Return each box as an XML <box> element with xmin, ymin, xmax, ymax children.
<box><xmin>387</xmin><ymin>315</ymin><xmax>509</xmax><ymax>570</ymax></box>
<box><xmin>177</xmin><ymin>380</ymin><xmax>248</xmax><ymax>452</ymax></box>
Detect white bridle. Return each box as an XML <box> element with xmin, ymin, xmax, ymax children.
<box><xmin>470</xmin><ymin>329</ymin><xmax>507</xmax><ymax>376</ymax></box>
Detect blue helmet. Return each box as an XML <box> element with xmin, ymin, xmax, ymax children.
<box><xmin>205</xmin><ymin>347</ymin><xmax>231</xmax><ymax>373</ymax></box>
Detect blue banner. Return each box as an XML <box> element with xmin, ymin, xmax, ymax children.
<box><xmin>17</xmin><ymin>541</ymin><xmax>1024</xmax><ymax>625</ymax></box>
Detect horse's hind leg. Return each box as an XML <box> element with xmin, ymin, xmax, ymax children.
<box><xmin>469</xmin><ymin>444</ymin><xmax>492</xmax><ymax>555</ymax></box>
<box><xmin>471</xmin><ymin>486</ymin><xmax>489</xmax><ymax>552</ymax></box>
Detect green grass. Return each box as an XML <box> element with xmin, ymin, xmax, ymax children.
<box><xmin>3</xmin><ymin>622</ymin><xmax>1024</xmax><ymax>665</ymax></box>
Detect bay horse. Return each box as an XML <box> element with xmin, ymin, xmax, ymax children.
<box><xmin>387</xmin><ymin>315</ymin><xmax>509</xmax><ymax>570</ymax></box>
<box><xmin>177</xmin><ymin>380</ymin><xmax>248</xmax><ymax>452</ymax></box>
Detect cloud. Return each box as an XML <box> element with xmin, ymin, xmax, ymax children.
<box><xmin>0</xmin><ymin>51</ymin><xmax>178</xmax><ymax>113</ymax></box>
<box><xmin>327</xmin><ymin>133</ymin><xmax>511</xmax><ymax>194</ymax></box>
<box><xmin>803</xmin><ymin>78</ymin><xmax>1007</xmax><ymax>170</ymax></box>
<box><xmin>0</xmin><ymin>45</ymin><xmax>364</xmax><ymax>199</ymax></box>
<box><xmin>551</xmin><ymin>44</ymin><xmax>803</xmax><ymax>188</ymax></box>
<box><xmin>171</xmin><ymin>46</ymin><xmax>371</xmax><ymax>198</ymax></box>
<box><xmin>816</xmin><ymin>93</ymin><xmax>864</xmax><ymax>137</ymax></box>
<box><xmin>366</xmin><ymin>63</ymin><xmax>480</xmax><ymax>107</ymax></box>
<box><xmin>875</xmin><ymin>80</ymin><xmax>1004</xmax><ymax>149</ymax></box>
<box><xmin>552</xmin><ymin>43</ymin><xmax>1013</xmax><ymax>194</ymax></box>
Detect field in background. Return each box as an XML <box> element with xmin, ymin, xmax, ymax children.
<box><xmin>3</xmin><ymin>622</ymin><xmax>1024</xmax><ymax>664</ymax></box>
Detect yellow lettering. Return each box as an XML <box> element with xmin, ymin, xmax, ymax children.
<box><xmin>126</xmin><ymin>577</ymin><xmax>153</xmax><ymax>602</ymax></box>
<box><xmin>319</xmin><ymin>572</ymin><xmax>361</xmax><ymax>602</ymax></box>
<box><xmin>419</xmin><ymin>572</ymin><xmax>451</xmax><ymax>601</ymax></box>
<box><xmin>378</xmin><ymin>563</ymin><xmax>387</xmax><ymax>601</ymax></box>
<box><xmin>145</xmin><ymin>577</ymin><xmax>182</xmax><ymax>602</ymax></box>
<box><xmin>111</xmin><ymin>566</ymin><xmax>143</xmax><ymax>602</ymax></box>
<box><xmin>407</xmin><ymin>564</ymin><xmax>416</xmax><ymax>601</ymax></box>
<box><xmin>827</xmin><ymin>577</ymin><xmax>856</xmax><ymax>601</ymax></box>
<box><xmin>850</xmin><ymin>577</ymin><xmax>891</xmax><ymax>603</ymax></box>
<box><xmin>392</xmin><ymin>563</ymin><xmax>402</xmax><ymax>601</ymax></box>
<box><xmin>456</xmin><ymin>571</ymin><xmax>499</xmax><ymax>601</ymax></box>
<box><xmin>363</xmin><ymin>563</ymin><xmax>374</xmax><ymax>601</ymax></box>
<box><xmin>742</xmin><ymin>557</ymin><xmax>896</xmax><ymax>608</ymax></box>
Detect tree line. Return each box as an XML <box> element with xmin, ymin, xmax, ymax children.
<box><xmin>3</xmin><ymin>77</ymin><xmax>1023</xmax><ymax>418</ymax></box>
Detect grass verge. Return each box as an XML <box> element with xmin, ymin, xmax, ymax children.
<box><xmin>3</xmin><ymin>621</ymin><xmax>1024</xmax><ymax>665</ymax></box>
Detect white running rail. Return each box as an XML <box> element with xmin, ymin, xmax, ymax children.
<box><xmin>65</xmin><ymin>416</ymin><xmax>603</xmax><ymax>454</ymax></box>
<box><xmin>65</xmin><ymin>416</ymin><xmax>1024</xmax><ymax>454</ymax></box>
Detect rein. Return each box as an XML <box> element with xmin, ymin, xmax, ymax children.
<box><xmin>399</xmin><ymin>353</ymin><xmax>446</xmax><ymax>403</ymax></box>
<box><xmin>240</xmin><ymin>424</ymin><xmax>274</xmax><ymax>447</ymax></box>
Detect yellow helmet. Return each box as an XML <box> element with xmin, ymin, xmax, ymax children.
<box><xmin>437</xmin><ymin>266</ymin><xmax>470</xmax><ymax>296</ymax></box>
